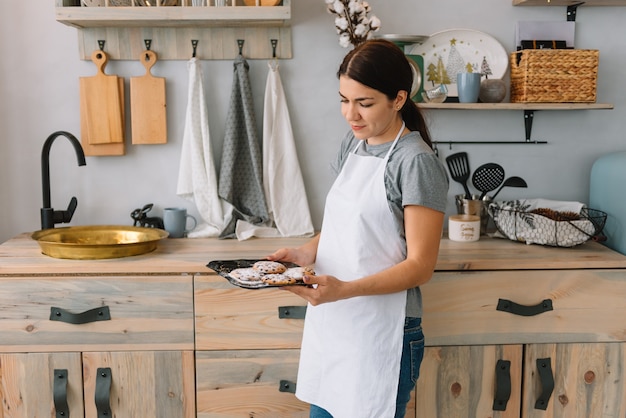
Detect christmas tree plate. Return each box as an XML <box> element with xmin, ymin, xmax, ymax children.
<box><xmin>407</xmin><ymin>28</ymin><xmax>508</xmax><ymax>99</ymax></box>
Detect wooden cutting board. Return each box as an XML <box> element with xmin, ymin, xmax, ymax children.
<box><xmin>80</xmin><ymin>76</ymin><xmax>125</xmax><ymax>156</ymax></box>
<box><xmin>130</xmin><ymin>50</ymin><xmax>167</xmax><ymax>144</ymax></box>
<box><xmin>79</xmin><ymin>50</ymin><xmax>124</xmax><ymax>145</ymax></box>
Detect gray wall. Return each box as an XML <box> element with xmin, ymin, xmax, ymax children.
<box><xmin>1</xmin><ymin>0</ymin><xmax>625</xmax><ymax>243</ymax></box>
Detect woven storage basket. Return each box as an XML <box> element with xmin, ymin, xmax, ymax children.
<box><xmin>510</xmin><ymin>49</ymin><xmax>599</xmax><ymax>103</ymax></box>
<box><xmin>488</xmin><ymin>201</ymin><xmax>607</xmax><ymax>247</ymax></box>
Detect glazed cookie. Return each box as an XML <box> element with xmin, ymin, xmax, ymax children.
<box><xmin>284</xmin><ymin>266</ymin><xmax>315</xmax><ymax>280</ymax></box>
<box><xmin>261</xmin><ymin>274</ymin><xmax>298</xmax><ymax>286</ymax></box>
<box><xmin>229</xmin><ymin>267</ymin><xmax>263</xmax><ymax>282</ymax></box>
<box><xmin>253</xmin><ymin>261</ymin><xmax>287</xmax><ymax>275</ymax></box>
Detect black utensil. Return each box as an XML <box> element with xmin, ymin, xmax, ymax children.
<box><xmin>472</xmin><ymin>163</ymin><xmax>505</xmax><ymax>200</ymax></box>
<box><xmin>445</xmin><ymin>152</ymin><xmax>472</xmax><ymax>199</ymax></box>
<box><xmin>490</xmin><ymin>176</ymin><xmax>528</xmax><ymax>200</ymax></box>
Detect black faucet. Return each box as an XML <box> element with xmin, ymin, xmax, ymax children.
<box><xmin>40</xmin><ymin>131</ymin><xmax>86</xmax><ymax>230</ymax></box>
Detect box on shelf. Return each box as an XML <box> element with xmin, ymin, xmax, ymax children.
<box><xmin>510</xmin><ymin>49</ymin><xmax>599</xmax><ymax>103</ymax></box>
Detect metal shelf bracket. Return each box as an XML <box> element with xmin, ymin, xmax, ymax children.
<box><xmin>524</xmin><ymin>110</ymin><xmax>535</xmax><ymax>142</ymax></box>
<box><xmin>567</xmin><ymin>2</ymin><xmax>585</xmax><ymax>21</ymax></box>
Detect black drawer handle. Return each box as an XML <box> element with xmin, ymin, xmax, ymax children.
<box><xmin>279</xmin><ymin>379</ymin><xmax>296</xmax><ymax>394</ymax></box>
<box><xmin>496</xmin><ymin>298</ymin><xmax>553</xmax><ymax>317</ymax></box>
<box><xmin>278</xmin><ymin>306</ymin><xmax>307</xmax><ymax>319</ymax></box>
<box><xmin>492</xmin><ymin>360</ymin><xmax>511</xmax><ymax>411</ymax></box>
<box><xmin>50</xmin><ymin>306</ymin><xmax>111</xmax><ymax>324</ymax></box>
<box><xmin>535</xmin><ymin>358</ymin><xmax>554</xmax><ymax>410</ymax></box>
<box><xmin>53</xmin><ymin>369</ymin><xmax>70</xmax><ymax>418</ymax></box>
<box><xmin>95</xmin><ymin>367</ymin><xmax>112</xmax><ymax>418</ymax></box>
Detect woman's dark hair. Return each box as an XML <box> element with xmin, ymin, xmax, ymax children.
<box><xmin>337</xmin><ymin>39</ymin><xmax>433</xmax><ymax>149</ymax></box>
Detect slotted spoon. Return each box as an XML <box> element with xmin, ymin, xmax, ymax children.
<box><xmin>472</xmin><ymin>163</ymin><xmax>505</xmax><ymax>200</ymax></box>
<box><xmin>445</xmin><ymin>152</ymin><xmax>472</xmax><ymax>199</ymax></box>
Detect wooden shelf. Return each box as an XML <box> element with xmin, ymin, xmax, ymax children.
<box><xmin>418</xmin><ymin>102</ymin><xmax>614</xmax><ymax>144</ymax></box>
<box><xmin>55</xmin><ymin>4</ymin><xmax>291</xmax><ymax>29</ymax></box>
<box><xmin>514</xmin><ymin>0</ymin><xmax>626</xmax><ymax>6</ymax></box>
<box><xmin>418</xmin><ymin>102</ymin><xmax>614</xmax><ymax>110</ymax></box>
<box><xmin>54</xmin><ymin>1</ymin><xmax>292</xmax><ymax>60</ymax></box>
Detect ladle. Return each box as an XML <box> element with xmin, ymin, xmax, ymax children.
<box><xmin>489</xmin><ymin>176</ymin><xmax>528</xmax><ymax>200</ymax></box>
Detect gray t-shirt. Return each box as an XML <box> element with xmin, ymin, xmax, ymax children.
<box><xmin>330</xmin><ymin>130</ymin><xmax>449</xmax><ymax>317</ymax></box>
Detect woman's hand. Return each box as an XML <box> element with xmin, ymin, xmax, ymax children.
<box><xmin>282</xmin><ymin>274</ymin><xmax>350</xmax><ymax>306</ymax></box>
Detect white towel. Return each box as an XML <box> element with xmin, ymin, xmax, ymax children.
<box><xmin>176</xmin><ymin>57</ymin><xmax>224</xmax><ymax>237</ymax></box>
<box><xmin>262</xmin><ymin>61</ymin><xmax>314</xmax><ymax>237</ymax></box>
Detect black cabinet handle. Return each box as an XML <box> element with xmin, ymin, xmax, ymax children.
<box><xmin>496</xmin><ymin>298</ymin><xmax>553</xmax><ymax>317</ymax></box>
<box><xmin>279</xmin><ymin>379</ymin><xmax>297</xmax><ymax>394</ymax></box>
<box><xmin>278</xmin><ymin>306</ymin><xmax>306</xmax><ymax>319</ymax></box>
<box><xmin>53</xmin><ymin>369</ymin><xmax>70</xmax><ymax>418</ymax></box>
<box><xmin>50</xmin><ymin>306</ymin><xmax>111</xmax><ymax>324</ymax></box>
<box><xmin>535</xmin><ymin>358</ymin><xmax>554</xmax><ymax>410</ymax></box>
<box><xmin>492</xmin><ymin>360</ymin><xmax>511</xmax><ymax>411</ymax></box>
<box><xmin>95</xmin><ymin>367</ymin><xmax>112</xmax><ymax>418</ymax></box>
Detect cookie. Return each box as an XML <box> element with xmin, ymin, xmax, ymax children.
<box><xmin>229</xmin><ymin>268</ymin><xmax>263</xmax><ymax>282</ymax></box>
<box><xmin>261</xmin><ymin>274</ymin><xmax>298</xmax><ymax>286</ymax></box>
<box><xmin>253</xmin><ymin>261</ymin><xmax>287</xmax><ymax>274</ymax></box>
<box><xmin>284</xmin><ymin>266</ymin><xmax>315</xmax><ymax>280</ymax></box>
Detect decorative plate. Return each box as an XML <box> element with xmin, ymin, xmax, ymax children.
<box><xmin>407</xmin><ymin>29</ymin><xmax>508</xmax><ymax>98</ymax></box>
<box><xmin>207</xmin><ymin>259</ymin><xmax>307</xmax><ymax>289</ymax></box>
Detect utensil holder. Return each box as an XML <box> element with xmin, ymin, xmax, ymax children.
<box><xmin>455</xmin><ymin>194</ymin><xmax>490</xmax><ymax>235</ymax></box>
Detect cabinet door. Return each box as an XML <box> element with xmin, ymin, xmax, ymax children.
<box><xmin>522</xmin><ymin>343</ymin><xmax>626</xmax><ymax>418</ymax></box>
<box><xmin>196</xmin><ymin>349</ymin><xmax>309</xmax><ymax>417</ymax></box>
<box><xmin>0</xmin><ymin>352</ymin><xmax>84</xmax><ymax>417</ymax></box>
<box><xmin>82</xmin><ymin>351</ymin><xmax>195</xmax><ymax>418</ymax></box>
<box><xmin>415</xmin><ymin>345</ymin><xmax>522</xmax><ymax>418</ymax></box>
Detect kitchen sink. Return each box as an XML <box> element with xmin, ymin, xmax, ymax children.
<box><xmin>31</xmin><ymin>225</ymin><xmax>169</xmax><ymax>260</ymax></box>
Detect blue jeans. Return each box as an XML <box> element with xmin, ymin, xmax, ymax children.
<box><xmin>309</xmin><ymin>317</ymin><xmax>425</xmax><ymax>418</ymax></box>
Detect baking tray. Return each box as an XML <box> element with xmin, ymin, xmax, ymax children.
<box><xmin>207</xmin><ymin>259</ymin><xmax>307</xmax><ymax>289</ymax></box>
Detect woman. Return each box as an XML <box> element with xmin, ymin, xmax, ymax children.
<box><xmin>267</xmin><ymin>39</ymin><xmax>449</xmax><ymax>418</ymax></box>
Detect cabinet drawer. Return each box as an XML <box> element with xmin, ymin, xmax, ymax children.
<box><xmin>422</xmin><ymin>269</ymin><xmax>626</xmax><ymax>346</ymax></box>
<box><xmin>0</xmin><ymin>276</ymin><xmax>193</xmax><ymax>352</ymax></box>
<box><xmin>195</xmin><ymin>276</ymin><xmax>306</xmax><ymax>350</ymax></box>
<box><xmin>196</xmin><ymin>349</ymin><xmax>308</xmax><ymax>417</ymax></box>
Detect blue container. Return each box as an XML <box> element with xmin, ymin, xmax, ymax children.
<box><xmin>590</xmin><ymin>151</ymin><xmax>626</xmax><ymax>255</ymax></box>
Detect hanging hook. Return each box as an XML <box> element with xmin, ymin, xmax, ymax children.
<box><xmin>271</xmin><ymin>39</ymin><xmax>278</xmax><ymax>59</ymax></box>
<box><xmin>191</xmin><ymin>39</ymin><xmax>198</xmax><ymax>58</ymax></box>
<box><xmin>144</xmin><ymin>39</ymin><xmax>152</xmax><ymax>51</ymax></box>
<box><xmin>237</xmin><ymin>39</ymin><xmax>245</xmax><ymax>56</ymax></box>
<box><xmin>97</xmin><ymin>40</ymin><xmax>106</xmax><ymax>51</ymax></box>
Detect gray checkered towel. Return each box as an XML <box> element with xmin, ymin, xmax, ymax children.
<box><xmin>218</xmin><ymin>55</ymin><xmax>269</xmax><ymax>239</ymax></box>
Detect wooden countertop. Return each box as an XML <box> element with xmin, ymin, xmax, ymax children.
<box><xmin>2</xmin><ymin>232</ymin><xmax>626</xmax><ymax>276</ymax></box>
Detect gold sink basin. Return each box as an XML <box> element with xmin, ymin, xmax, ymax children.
<box><xmin>31</xmin><ymin>225</ymin><xmax>169</xmax><ymax>260</ymax></box>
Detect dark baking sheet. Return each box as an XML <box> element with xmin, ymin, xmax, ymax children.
<box><xmin>207</xmin><ymin>259</ymin><xmax>305</xmax><ymax>289</ymax></box>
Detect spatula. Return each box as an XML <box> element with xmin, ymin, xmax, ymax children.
<box><xmin>445</xmin><ymin>152</ymin><xmax>472</xmax><ymax>199</ymax></box>
<box><xmin>472</xmin><ymin>163</ymin><xmax>505</xmax><ymax>200</ymax></box>
<box><xmin>490</xmin><ymin>176</ymin><xmax>528</xmax><ymax>200</ymax></box>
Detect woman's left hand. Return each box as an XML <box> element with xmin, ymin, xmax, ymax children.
<box><xmin>282</xmin><ymin>274</ymin><xmax>348</xmax><ymax>306</ymax></box>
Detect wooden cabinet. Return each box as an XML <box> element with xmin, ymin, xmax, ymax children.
<box><xmin>3</xmin><ymin>234</ymin><xmax>626</xmax><ymax>416</ymax></box>
<box><xmin>415</xmin><ymin>245</ymin><xmax>626</xmax><ymax>418</ymax></box>
<box><xmin>194</xmin><ymin>275</ymin><xmax>310</xmax><ymax>417</ymax></box>
<box><xmin>0</xmin><ymin>274</ymin><xmax>195</xmax><ymax>417</ymax></box>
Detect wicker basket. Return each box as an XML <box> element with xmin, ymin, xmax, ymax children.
<box><xmin>489</xmin><ymin>201</ymin><xmax>607</xmax><ymax>247</ymax></box>
<box><xmin>510</xmin><ymin>49</ymin><xmax>599</xmax><ymax>103</ymax></box>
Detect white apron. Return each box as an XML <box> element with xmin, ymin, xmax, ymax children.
<box><xmin>296</xmin><ymin>124</ymin><xmax>407</xmax><ymax>418</ymax></box>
